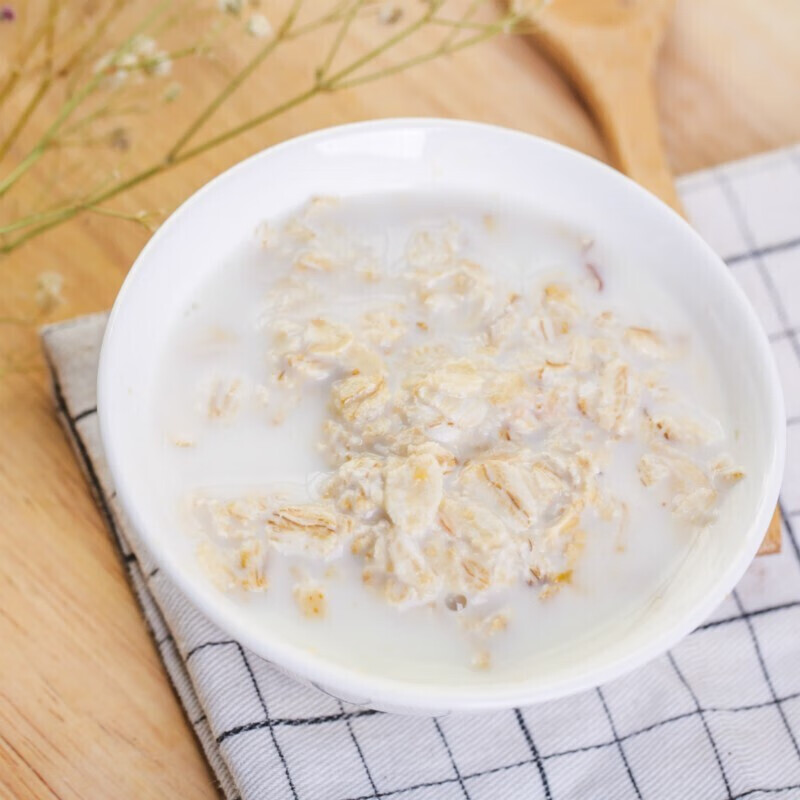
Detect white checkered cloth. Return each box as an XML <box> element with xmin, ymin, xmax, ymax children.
<box><xmin>41</xmin><ymin>146</ymin><xmax>800</xmax><ymax>800</ymax></box>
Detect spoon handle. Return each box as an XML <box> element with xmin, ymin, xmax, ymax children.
<box><xmin>579</xmin><ymin>64</ymin><xmax>681</xmax><ymax>213</ymax></box>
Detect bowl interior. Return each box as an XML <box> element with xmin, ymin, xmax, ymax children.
<box><xmin>98</xmin><ymin>119</ymin><xmax>784</xmax><ymax>711</ymax></box>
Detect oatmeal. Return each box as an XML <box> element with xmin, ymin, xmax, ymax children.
<box><xmin>152</xmin><ymin>194</ymin><xmax>743</xmax><ymax>676</ymax></box>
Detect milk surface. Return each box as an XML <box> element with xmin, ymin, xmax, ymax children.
<box><xmin>148</xmin><ymin>193</ymin><xmax>737</xmax><ymax>683</ymax></box>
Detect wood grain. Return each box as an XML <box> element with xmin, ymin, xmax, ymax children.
<box><xmin>1</xmin><ymin>1</ymin><xmax>798</xmax><ymax>797</ymax></box>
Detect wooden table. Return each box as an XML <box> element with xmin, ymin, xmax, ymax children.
<box><xmin>1</xmin><ymin>2</ymin><xmax>799</xmax><ymax>797</ymax></box>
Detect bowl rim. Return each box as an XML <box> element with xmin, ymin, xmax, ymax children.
<box><xmin>98</xmin><ymin>117</ymin><xmax>786</xmax><ymax>711</ymax></box>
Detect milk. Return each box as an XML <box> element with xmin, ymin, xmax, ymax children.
<box><xmin>148</xmin><ymin>193</ymin><xmax>737</xmax><ymax>683</ymax></box>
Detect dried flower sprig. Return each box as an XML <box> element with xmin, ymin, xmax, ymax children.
<box><xmin>0</xmin><ymin>1</ymin><xmax>538</xmax><ymax>257</ymax></box>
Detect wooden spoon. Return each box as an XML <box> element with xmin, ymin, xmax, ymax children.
<box><xmin>521</xmin><ymin>0</ymin><xmax>781</xmax><ymax>553</ymax></box>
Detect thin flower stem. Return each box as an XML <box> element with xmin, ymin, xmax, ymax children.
<box><xmin>430</xmin><ymin>18</ymin><xmax>491</xmax><ymax>32</ymax></box>
<box><xmin>60</xmin><ymin>103</ymin><xmax>147</xmax><ymax>138</ymax></box>
<box><xmin>287</xmin><ymin>1</ymin><xmax>352</xmax><ymax>39</ymax></box>
<box><xmin>152</xmin><ymin>0</ymin><xmax>214</xmax><ymax>38</ymax></box>
<box><xmin>0</xmin><ymin>149</ymin><xmax>47</xmax><ymax>198</ymax></box>
<box><xmin>0</xmin><ymin>172</ymin><xmax>125</xmax><ymax>236</ymax></box>
<box><xmin>440</xmin><ymin>0</ymin><xmax>486</xmax><ymax>48</ymax></box>
<box><xmin>1</xmin><ymin>163</ymin><xmax>165</xmax><ymax>253</ymax></box>
<box><xmin>166</xmin><ymin>0</ymin><xmax>305</xmax><ymax>161</ymax></box>
<box><xmin>0</xmin><ymin>82</ymin><xmax>51</xmax><ymax>161</ymax></box>
<box><xmin>28</xmin><ymin>151</ymin><xmax>98</xmax><ymax>213</ymax></box>
<box><xmin>322</xmin><ymin>0</ymin><xmax>445</xmax><ymax>88</ymax></box>
<box><xmin>86</xmin><ymin>205</ymin><xmax>158</xmax><ymax>230</ymax></box>
<box><xmin>113</xmin><ymin>45</ymin><xmax>201</xmax><ymax>75</ymax></box>
<box><xmin>61</xmin><ymin>0</ymin><xmax>128</xmax><ymax>75</ymax></box>
<box><xmin>0</xmin><ymin>2</ymin><xmax>521</xmax><ymax>256</ymax></box>
<box><xmin>0</xmin><ymin>205</ymin><xmax>77</xmax><ymax>236</ymax></box>
<box><xmin>0</xmin><ymin>1</ymin><xmax>172</xmax><ymax>199</ymax></box>
<box><xmin>0</xmin><ymin>75</ymin><xmax>104</xmax><ymax>198</ymax></box>
<box><xmin>0</xmin><ymin>13</ymin><xmax>49</xmax><ymax>111</ymax></box>
<box><xmin>0</xmin><ymin>0</ymin><xmax>60</xmax><ymax>162</ymax></box>
<box><xmin>63</xmin><ymin>0</ymin><xmax>130</xmax><ymax>95</ymax></box>
<box><xmin>330</xmin><ymin>23</ymin><xmax>501</xmax><ymax>90</ymax></box>
<box><xmin>52</xmin><ymin>136</ymin><xmax>117</xmax><ymax>148</ymax></box>
<box><xmin>3</xmin><ymin>164</ymin><xmax>138</xmax><ymax>238</ymax></box>
<box><xmin>0</xmin><ymin>81</ymin><xmax>320</xmax><ymax>252</ymax></box>
<box><xmin>175</xmin><ymin>84</ymin><xmax>320</xmax><ymax>162</ymax></box>
<box><xmin>434</xmin><ymin>15</ymin><xmax>536</xmax><ymax>36</ymax></box>
<box><xmin>317</xmin><ymin>0</ymin><xmax>363</xmax><ymax>79</ymax></box>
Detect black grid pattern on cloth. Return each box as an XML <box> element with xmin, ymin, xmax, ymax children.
<box><xmin>40</xmin><ymin>144</ymin><xmax>800</xmax><ymax>800</ymax></box>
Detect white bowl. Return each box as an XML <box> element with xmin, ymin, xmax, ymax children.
<box><xmin>98</xmin><ymin>119</ymin><xmax>785</xmax><ymax>713</ymax></box>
